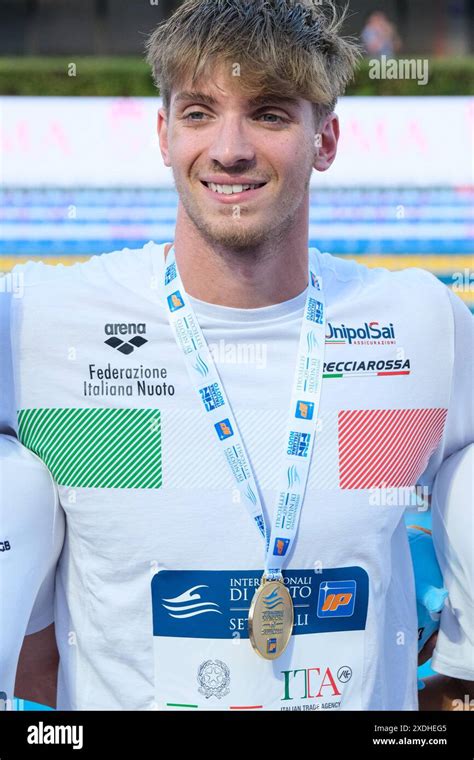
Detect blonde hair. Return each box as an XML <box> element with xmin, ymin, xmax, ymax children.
<box><xmin>145</xmin><ymin>0</ymin><xmax>362</xmax><ymax>128</ymax></box>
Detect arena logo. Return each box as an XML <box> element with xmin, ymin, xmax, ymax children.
<box><xmin>103</xmin><ymin>322</ymin><xmax>148</xmax><ymax>355</ymax></box>
<box><xmin>326</xmin><ymin>321</ymin><xmax>396</xmax><ymax>346</ymax></box>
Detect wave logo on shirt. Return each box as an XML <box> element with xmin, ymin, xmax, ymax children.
<box><xmin>193</xmin><ymin>354</ymin><xmax>209</xmax><ymax>378</ymax></box>
<box><xmin>161</xmin><ymin>585</ymin><xmax>222</xmax><ymax>619</ymax></box>
<box><xmin>263</xmin><ymin>587</ymin><xmax>286</xmax><ymax>610</ymax></box>
<box><xmin>317</xmin><ymin>580</ymin><xmax>356</xmax><ymax>618</ymax></box>
<box><xmin>287</xmin><ymin>465</ymin><xmax>301</xmax><ymax>489</ymax></box>
<box><xmin>306</xmin><ymin>329</ymin><xmax>318</xmax><ymax>354</ymax></box>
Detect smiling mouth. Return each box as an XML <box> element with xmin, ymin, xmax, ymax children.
<box><xmin>201</xmin><ymin>180</ymin><xmax>267</xmax><ymax>195</ymax></box>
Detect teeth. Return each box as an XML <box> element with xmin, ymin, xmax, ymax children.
<box><xmin>207</xmin><ymin>182</ymin><xmax>262</xmax><ymax>194</ymax></box>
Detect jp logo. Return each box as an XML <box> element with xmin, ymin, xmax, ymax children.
<box><xmin>197</xmin><ymin>660</ymin><xmax>230</xmax><ymax>699</ymax></box>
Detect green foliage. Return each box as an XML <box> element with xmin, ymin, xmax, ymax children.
<box><xmin>347</xmin><ymin>58</ymin><xmax>474</xmax><ymax>96</ymax></box>
<box><xmin>0</xmin><ymin>56</ymin><xmax>472</xmax><ymax>96</ymax></box>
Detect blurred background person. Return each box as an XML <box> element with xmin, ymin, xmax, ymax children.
<box><xmin>361</xmin><ymin>8</ymin><xmax>402</xmax><ymax>57</ymax></box>
<box><xmin>0</xmin><ymin>0</ymin><xmax>472</xmax><ymax>711</ymax></box>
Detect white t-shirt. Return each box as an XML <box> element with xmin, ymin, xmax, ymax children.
<box><xmin>431</xmin><ymin>444</ymin><xmax>474</xmax><ymax>681</ymax></box>
<box><xmin>4</xmin><ymin>242</ymin><xmax>473</xmax><ymax>710</ymax></box>
<box><xmin>0</xmin><ymin>290</ymin><xmax>16</xmax><ymax>437</ymax></box>
<box><xmin>0</xmin><ymin>435</ymin><xmax>65</xmax><ymax>709</ymax></box>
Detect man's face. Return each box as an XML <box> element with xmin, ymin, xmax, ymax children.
<box><xmin>157</xmin><ymin>63</ymin><xmax>338</xmax><ymax>251</ymax></box>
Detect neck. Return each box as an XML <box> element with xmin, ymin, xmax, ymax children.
<box><xmin>168</xmin><ymin>207</ymin><xmax>309</xmax><ymax>309</ymax></box>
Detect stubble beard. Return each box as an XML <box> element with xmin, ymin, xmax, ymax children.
<box><xmin>172</xmin><ymin>165</ymin><xmax>312</xmax><ymax>259</ymax></box>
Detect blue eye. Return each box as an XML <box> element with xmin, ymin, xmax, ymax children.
<box><xmin>182</xmin><ymin>111</ymin><xmax>285</xmax><ymax>124</ymax></box>
<box><xmin>258</xmin><ymin>113</ymin><xmax>284</xmax><ymax>123</ymax></box>
<box><xmin>183</xmin><ymin>111</ymin><xmax>207</xmax><ymax>121</ymax></box>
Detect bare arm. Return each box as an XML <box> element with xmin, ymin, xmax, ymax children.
<box><xmin>418</xmin><ymin>674</ymin><xmax>473</xmax><ymax>711</ymax></box>
<box><xmin>418</xmin><ymin>633</ymin><xmax>474</xmax><ymax>710</ymax></box>
<box><xmin>14</xmin><ymin>623</ymin><xmax>59</xmax><ymax>709</ymax></box>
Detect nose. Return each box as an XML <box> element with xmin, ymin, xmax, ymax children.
<box><xmin>207</xmin><ymin>114</ymin><xmax>256</xmax><ymax>167</ymax></box>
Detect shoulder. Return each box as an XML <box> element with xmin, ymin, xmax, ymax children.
<box><xmin>432</xmin><ymin>444</ymin><xmax>473</xmax><ymax>522</ymax></box>
<box><xmin>0</xmin><ymin>435</ymin><xmax>59</xmax><ymax>526</ymax></box>
<box><xmin>316</xmin><ymin>249</ymin><xmax>453</xmax><ymax>314</ymax></box>
<box><xmin>430</xmin><ymin>444</ymin><xmax>474</xmax><ymax>681</ymax></box>
<box><xmin>0</xmin><ymin>435</ymin><xmax>56</xmax><ymax>493</ymax></box>
<box><xmin>317</xmin><ymin>249</ymin><xmax>446</xmax><ymax>294</ymax></box>
<box><xmin>10</xmin><ymin>241</ymin><xmax>168</xmax><ymax>317</ymax></box>
<box><xmin>11</xmin><ymin>240</ymin><xmax>167</xmax><ymax>293</ymax></box>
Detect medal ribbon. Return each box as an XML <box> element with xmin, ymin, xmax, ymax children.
<box><xmin>164</xmin><ymin>245</ymin><xmax>326</xmax><ymax>581</ymax></box>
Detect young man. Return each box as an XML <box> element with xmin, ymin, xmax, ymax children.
<box><xmin>0</xmin><ymin>436</ymin><xmax>64</xmax><ymax>710</ymax></box>
<box><xmin>418</xmin><ymin>444</ymin><xmax>474</xmax><ymax>709</ymax></box>
<box><xmin>0</xmin><ymin>291</ymin><xmax>64</xmax><ymax>710</ymax></box>
<box><xmin>3</xmin><ymin>0</ymin><xmax>473</xmax><ymax>710</ymax></box>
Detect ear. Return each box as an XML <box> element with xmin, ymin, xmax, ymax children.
<box><xmin>313</xmin><ymin>113</ymin><xmax>340</xmax><ymax>172</ymax></box>
<box><xmin>157</xmin><ymin>107</ymin><xmax>171</xmax><ymax>168</ymax></box>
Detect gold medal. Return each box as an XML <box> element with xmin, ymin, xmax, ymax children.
<box><xmin>248</xmin><ymin>575</ymin><xmax>294</xmax><ymax>659</ymax></box>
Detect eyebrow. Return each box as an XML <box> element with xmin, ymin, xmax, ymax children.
<box><xmin>173</xmin><ymin>91</ymin><xmax>301</xmax><ymax>109</ymax></box>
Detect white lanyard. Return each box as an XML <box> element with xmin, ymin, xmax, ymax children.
<box><xmin>164</xmin><ymin>245</ymin><xmax>326</xmax><ymax>580</ymax></box>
